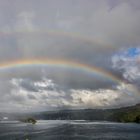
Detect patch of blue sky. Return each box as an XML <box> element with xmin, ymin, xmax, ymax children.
<box><xmin>116</xmin><ymin>47</ymin><xmax>140</xmax><ymax>59</ymax></box>
<box><xmin>126</xmin><ymin>48</ymin><xmax>140</xmax><ymax>57</ymax></box>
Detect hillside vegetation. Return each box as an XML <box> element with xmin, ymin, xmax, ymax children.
<box><xmin>2</xmin><ymin>104</ymin><xmax>139</xmax><ymax>123</ymax></box>
<box><xmin>32</xmin><ymin>104</ymin><xmax>140</xmax><ymax>123</ymax></box>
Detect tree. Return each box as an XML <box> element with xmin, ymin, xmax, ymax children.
<box><xmin>135</xmin><ymin>115</ymin><xmax>140</xmax><ymax>123</ymax></box>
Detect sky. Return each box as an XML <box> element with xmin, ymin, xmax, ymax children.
<box><xmin>0</xmin><ymin>0</ymin><xmax>140</xmax><ymax>112</ymax></box>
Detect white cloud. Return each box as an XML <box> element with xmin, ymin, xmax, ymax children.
<box><xmin>69</xmin><ymin>83</ymin><xmax>140</xmax><ymax>109</ymax></box>
<box><xmin>34</xmin><ymin>78</ymin><xmax>56</xmax><ymax>89</ymax></box>
<box><xmin>4</xmin><ymin>78</ymin><xmax>67</xmax><ymax>112</ymax></box>
<box><xmin>112</xmin><ymin>47</ymin><xmax>140</xmax><ymax>82</ymax></box>
<box><xmin>1</xmin><ymin>78</ymin><xmax>139</xmax><ymax>112</ymax></box>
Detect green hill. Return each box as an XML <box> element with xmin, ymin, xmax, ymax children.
<box><xmin>32</xmin><ymin>104</ymin><xmax>140</xmax><ymax>123</ymax></box>
<box><xmin>4</xmin><ymin>104</ymin><xmax>139</xmax><ymax>123</ymax></box>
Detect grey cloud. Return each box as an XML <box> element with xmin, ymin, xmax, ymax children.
<box><xmin>0</xmin><ymin>66</ymin><xmax>119</xmax><ymax>90</ymax></box>
<box><xmin>10</xmin><ymin>78</ymin><xmax>57</xmax><ymax>92</ymax></box>
<box><xmin>0</xmin><ymin>0</ymin><xmax>140</xmax><ymax>68</ymax></box>
<box><xmin>0</xmin><ymin>77</ymin><xmax>139</xmax><ymax>112</ymax></box>
<box><xmin>0</xmin><ymin>0</ymin><xmax>140</xmax><ymax>111</ymax></box>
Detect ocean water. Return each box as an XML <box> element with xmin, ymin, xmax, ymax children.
<box><xmin>0</xmin><ymin>120</ymin><xmax>140</xmax><ymax>140</ymax></box>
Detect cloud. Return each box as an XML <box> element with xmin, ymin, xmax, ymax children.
<box><xmin>70</xmin><ymin>83</ymin><xmax>140</xmax><ymax>109</ymax></box>
<box><xmin>112</xmin><ymin>47</ymin><xmax>140</xmax><ymax>82</ymax></box>
<box><xmin>15</xmin><ymin>11</ymin><xmax>35</xmax><ymax>32</ymax></box>
<box><xmin>0</xmin><ymin>1</ymin><xmax>140</xmax><ymax>112</ymax></box>
<box><xmin>11</xmin><ymin>78</ymin><xmax>57</xmax><ymax>92</ymax></box>
<box><xmin>0</xmin><ymin>77</ymin><xmax>139</xmax><ymax>112</ymax></box>
<box><xmin>5</xmin><ymin>78</ymin><xmax>66</xmax><ymax>111</ymax></box>
<box><xmin>0</xmin><ymin>0</ymin><xmax>140</xmax><ymax>71</ymax></box>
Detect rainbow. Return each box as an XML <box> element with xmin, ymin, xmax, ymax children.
<box><xmin>0</xmin><ymin>58</ymin><xmax>121</xmax><ymax>83</ymax></box>
<box><xmin>0</xmin><ymin>29</ymin><xmax>113</xmax><ymax>50</ymax></box>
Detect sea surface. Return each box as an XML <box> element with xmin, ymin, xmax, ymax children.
<box><xmin>0</xmin><ymin>120</ymin><xmax>140</xmax><ymax>140</ymax></box>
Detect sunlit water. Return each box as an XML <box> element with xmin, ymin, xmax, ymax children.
<box><xmin>0</xmin><ymin>120</ymin><xmax>140</xmax><ymax>140</ymax></box>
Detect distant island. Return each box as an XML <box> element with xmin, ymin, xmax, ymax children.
<box><xmin>20</xmin><ymin>117</ymin><xmax>37</xmax><ymax>124</ymax></box>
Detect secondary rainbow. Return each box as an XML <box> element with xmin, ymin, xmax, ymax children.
<box><xmin>0</xmin><ymin>29</ymin><xmax>113</xmax><ymax>50</ymax></box>
<box><xmin>0</xmin><ymin>58</ymin><xmax>122</xmax><ymax>83</ymax></box>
